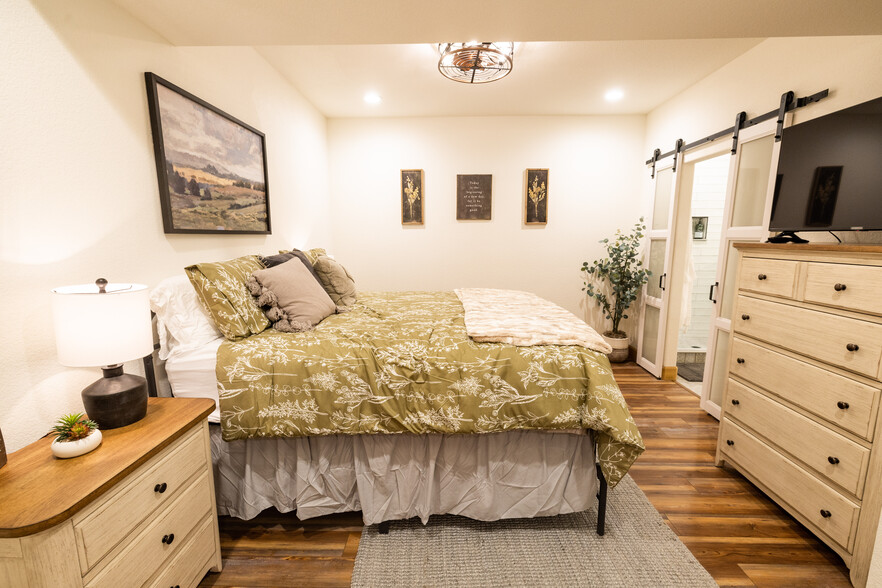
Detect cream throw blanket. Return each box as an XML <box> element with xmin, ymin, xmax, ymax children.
<box><xmin>454</xmin><ymin>288</ymin><xmax>613</xmax><ymax>354</ymax></box>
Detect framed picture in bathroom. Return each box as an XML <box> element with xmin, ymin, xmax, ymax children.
<box><xmin>692</xmin><ymin>216</ymin><xmax>708</xmax><ymax>240</ymax></box>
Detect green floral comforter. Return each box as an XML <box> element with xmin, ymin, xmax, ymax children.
<box><xmin>216</xmin><ymin>291</ymin><xmax>643</xmax><ymax>486</ymax></box>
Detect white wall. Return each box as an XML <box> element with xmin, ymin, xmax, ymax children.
<box><xmin>0</xmin><ymin>0</ymin><xmax>331</xmax><ymax>451</ymax></box>
<box><xmin>327</xmin><ymin>115</ymin><xmax>647</xmax><ymax>324</ymax></box>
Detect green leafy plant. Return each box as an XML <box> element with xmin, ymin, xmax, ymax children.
<box><xmin>582</xmin><ymin>218</ymin><xmax>652</xmax><ymax>338</ymax></box>
<box><xmin>51</xmin><ymin>413</ymin><xmax>99</xmax><ymax>442</ymax></box>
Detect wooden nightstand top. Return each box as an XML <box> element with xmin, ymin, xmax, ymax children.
<box><xmin>0</xmin><ymin>397</ymin><xmax>215</xmax><ymax>538</ymax></box>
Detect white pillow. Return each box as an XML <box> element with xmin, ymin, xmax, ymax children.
<box><xmin>150</xmin><ymin>275</ymin><xmax>223</xmax><ymax>360</ymax></box>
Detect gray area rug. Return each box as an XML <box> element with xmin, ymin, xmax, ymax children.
<box><xmin>352</xmin><ymin>475</ymin><xmax>717</xmax><ymax>587</ymax></box>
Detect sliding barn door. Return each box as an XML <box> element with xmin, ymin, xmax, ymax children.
<box><xmin>637</xmin><ymin>160</ymin><xmax>680</xmax><ymax>378</ymax></box>
<box><xmin>699</xmin><ymin>119</ymin><xmax>782</xmax><ymax>418</ymax></box>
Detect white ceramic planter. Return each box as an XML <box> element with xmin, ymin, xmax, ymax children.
<box><xmin>51</xmin><ymin>429</ymin><xmax>102</xmax><ymax>459</ymax></box>
<box><xmin>603</xmin><ymin>334</ymin><xmax>630</xmax><ymax>363</ymax></box>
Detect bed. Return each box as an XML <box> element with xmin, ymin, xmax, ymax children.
<box><xmin>149</xmin><ymin>255</ymin><xmax>643</xmax><ymax>530</ymax></box>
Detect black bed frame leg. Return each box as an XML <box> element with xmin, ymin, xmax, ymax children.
<box><xmin>595</xmin><ymin>463</ymin><xmax>607</xmax><ymax>536</ymax></box>
<box><xmin>377</xmin><ymin>521</ymin><xmax>390</xmax><ymax>535</ymax></box>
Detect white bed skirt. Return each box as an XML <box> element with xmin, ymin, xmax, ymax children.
<box><xmin>210</xmin><ymin>426</ymin><xmax>600</xmax><ymax>525</ymax></box>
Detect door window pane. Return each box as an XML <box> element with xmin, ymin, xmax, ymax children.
<box><xmin>652</xmin><ymin>168</ymin><xmax>673</xmax><ymax>230</ymax></box>
<box><xmin>646</xmin><ymin>239</ymin><xmax>666</xmax><ymax>299</ymax></box>
<box><xmin>708</xmin><ymin>329</ymin><xmax>731</xmax><ymax>407</ymax></box>
<box><xmin>731</xmin><ymin>135</ymin><xmax>774</xmax><ymax>227</ymax></box>
<box><xmin>641</xmin><ymin>305</ymin><xmax>660</xmax><ymax>365</ymax></box>
<box><xmin>719</xmin><ymin>242</ymin><xmax>742</xmax><ymax>320</ymax></box>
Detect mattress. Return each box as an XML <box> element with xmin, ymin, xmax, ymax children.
<box><xmin>164</xmin><ymin>337</ymin><xmax>223</xmax><ymax>422</ymax></box>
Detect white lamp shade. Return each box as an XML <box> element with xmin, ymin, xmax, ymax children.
<box><xmin>51</xmin><ymin>283</ymin><xmax>153</xmax><ymax>367</ymax></box>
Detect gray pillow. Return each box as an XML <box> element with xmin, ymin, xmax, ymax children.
<box><xmin>247</xmin><ymin>259</ymin><xmax>336</xmax><ymax>332</ymax></box>
<box><xmin>313</xmin><ymin>256</ymin><xmax>357</xmax><ymax>308</ymax></box>
<box><xmin>261</xmin><ymin>250</ymin><xmax>324</xmax><ymax>286</ymax></box>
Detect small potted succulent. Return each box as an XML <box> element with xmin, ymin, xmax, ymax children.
<box><xmin>50</xmin><ymin>413</ymin><xmax>102</xmax><ymax>459</ymax></box>
<box><xmin>582</xmin><ymin>218</ymin><xmax>652</xmax><ymax>362</ymax></box>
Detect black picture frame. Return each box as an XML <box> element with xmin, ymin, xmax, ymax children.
<box><xmin>456</xmin><ymin>174</ymin><xmax>492</xmax><ymax>220</ymax></box>
<box><xmin>145</xmin><ymin>72</ymin><xmax>271</xmax><ymax>234</ymax></box>
<box><xmin>525</xmin><ymin>169</ymin><xmax>548</xmax><ymax>225</ymax></box>
<box><xmin>401</xmin><ymin>169</ymin><xmax>424</xmax><ymax>225</ymax></box>
<box><xmin>692</xmin><ymin>216</ymin><xmax>708</xmax><ymax>240</ymax></box>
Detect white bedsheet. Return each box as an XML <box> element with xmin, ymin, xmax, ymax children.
<box><xmin>164</xmin><ymin>337</ymin><xmax>223</xmax><ymax>422</ymax></box>
<box><xmin>210</xmin><ymin>426</ymin><xmax>599</xmax><ymax>525</ymax></box>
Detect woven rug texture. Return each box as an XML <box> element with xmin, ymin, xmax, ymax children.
<box><xmin>351</xmin><ymin>475</ymin><xmax>718</xmax><ymax>587</ymax></box>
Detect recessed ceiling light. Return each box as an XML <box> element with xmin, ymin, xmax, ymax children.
<box><xmin>364</xmin><ymin>92</ymin><xmax>381</xmax><ymax>105</ymax></box>
<box><xmin>604</xmin><ymin>88</ymin><xmax>625</xmax><ymax>102</ymax></box>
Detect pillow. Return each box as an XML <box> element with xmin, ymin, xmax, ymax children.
<box><xmin>248</xmin><ymin>259</ymin><xmax>336</xmax><ymax>332</ymax></box>
<box><xmin>149</xmin><ymin>275</ymin><xmax>223</xmax><ymax>359</ymax></box>
<box><xmin>312</xmin><ymin>255</ymin><xmax>357</xmax><ymax>307</ymax></box>
<box><xmin>185</xmin><ymin>255</ymin><xmax>270</xmax><ymax>340</ymax></box>
<box><xmin>260</xmin><ymin>252</ymin><xmax>296</xmax><ymax>267</ymax></box>
<box><xmin>263</xmin><ymin>249</ymin><xmax>324</xmax><ymax>285</ymax></box>
<box><xmin>302</xmin><ymin>247</ymin><xmax>327</xmax><ymax>265</ymax></box>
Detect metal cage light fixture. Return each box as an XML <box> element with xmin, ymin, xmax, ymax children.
<box><xmin>438</xmin><ymin>42</ymin><xmax>514</xmax><ymax>84</ymax></box>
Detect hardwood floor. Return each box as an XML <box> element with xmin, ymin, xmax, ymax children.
<box><xmin>199</xmin><ymin>362</ymin><xmax>852</xmax><ymax>587</ymax></box>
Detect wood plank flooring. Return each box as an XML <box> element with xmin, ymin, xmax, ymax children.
<box><xmin>199</xmin><ymin>362</ymin><xmax>852</xmax><ymax>587</ymax></box>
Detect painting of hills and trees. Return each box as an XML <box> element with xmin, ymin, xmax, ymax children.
<box><xmin>145</xmin><ymin>73</ymin><xmax>271</xmax><ymax>234</ymax></box>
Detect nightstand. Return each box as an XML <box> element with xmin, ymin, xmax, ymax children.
<box><xmin>0</xmin><ymin>397</ymin><xmax>222</xmax><ymax>587</ymax></box>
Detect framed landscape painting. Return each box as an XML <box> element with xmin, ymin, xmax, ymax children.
<box><xmin>401</xmin><ymin>169</ymin><xmax>424</xmax><ymax>224</ymax></box>
<box><xmin>525</xmin><ymin>169</ymin><xmax>548</xmax><ymax>224</ymax></box>
<box><xmin>145</xmin><ymin>72</ymin><xmax>271</xmax><ymax>234</ymax></box>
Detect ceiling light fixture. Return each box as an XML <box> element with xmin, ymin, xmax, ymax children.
<box><xmin>438</xmin><ymin>42</ymin><xmax>514</xmax><ymax>84</ymax></box>
<box><xmin>364</xmin><ymin>92</ymin><xmax>381</xmax><ymax>104</ymax></box>
<box><xmin>605</xmin><ymin>88</ymin><xmax>625</xmax><ymax>102</ymax></box>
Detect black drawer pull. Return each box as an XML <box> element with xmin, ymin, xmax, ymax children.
<box><xmin>154</xmin><ymin>482</ymin><xmax>167</xmax><ymax>494</ymax></box>
<box><xmin>726</xmin><ymin>439</ymin><xmax>734</xmax><ymax>446</ymax></box>
<box><xmin>162</xmin><ymin>533</ymin><xmax>175</xmax><ymax>545</ymax></box>
<box><xmin>837</xmin><ymin>401</ymin><xmax>850</xmax><ymax>410</ymax></box>
<box><xmin>731</xmin><ymin>399</ymin><xmax>740</xmax><ymax>406</ymax></box>
<box><xmin>828</xmin><ymin>456</ymin><xmax>840</xmax><ymax>465</ymax></box>
<box><xmin>741</xmin><ymin>314</ymin><xmax>750</xmax><ymax>320</ymax></box>
<box><xmin>834</xmin><ymin>283</ymin><xmax>847</xmax><ymax>291</ymax></box>
<box><xmin>757</xmin><ymin>273</ymin><xmax>767</xmax><ymax>280</ymax></box>
<box><xmin>820</xmin><ymin>509</ymin><xmax>832</xmax><ymax>518</ymax></box>
<box><xmin>847</xmin><ymin>343</ymin><xmax>859</xmax><ymax>352</ymax></box>
<box><xmin>736</xmin><ymin>357</ymin><xmax>745</xmax><ymax>364</ymax></box>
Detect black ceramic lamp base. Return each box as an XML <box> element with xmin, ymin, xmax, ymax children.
<box><xmin>82</xmin><ymin>365</ymin><xmax>148</xmax><ymax>430</ymax></box>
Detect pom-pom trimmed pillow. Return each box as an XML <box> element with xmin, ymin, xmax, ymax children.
<box><xmin>248</xmin><ymin>258</ymin><xmax>337</xmax><ymax>332</ymax></box>
<box><xmin>312</xmin><ymin>255</ymin><xmax>357</xmax><ymax>308</ymax></box>
<box><xmin>185</xmin><ymin>255</ymin><xmax>270</xmax><ymax>340</ymax></box>
<box><xmin>263</xmin><ymin>250</ymin><xmax>324</xmax><ymax>285</ymax></box>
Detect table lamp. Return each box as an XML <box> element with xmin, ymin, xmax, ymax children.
<box><xmin>51</xmin><ymin>279</ymin><xmax>153</xmax><ymax>429</ymax></box>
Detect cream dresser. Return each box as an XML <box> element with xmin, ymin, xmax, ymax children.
<box><xmin>0</xmin><ymin>398</ymin><xmax>221</xmax><ymax>588</ymax></box>
<box><xmin>717</xmin><ymin>243</ymin><xmax>882</xmax><ymax>588</ymax></box>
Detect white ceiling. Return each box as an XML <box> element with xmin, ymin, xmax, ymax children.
<box><xmin>111</xmin><ymin>0</ymin><xmax>882</xmax><ymax>117</ymax></box>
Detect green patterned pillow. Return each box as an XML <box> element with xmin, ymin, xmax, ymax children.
<box><xmin>185</xmin><ymin>255</ymin><xmax>270</xmax><ymax>340</ymax></box>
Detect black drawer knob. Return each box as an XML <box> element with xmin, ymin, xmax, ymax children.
<box><xmin>834</xmin><ymin>283</ymin><xmax>847</xmax><ymax>291</ymax></box>
<box><xmin>847</xmin><ymin>343</ymin><xmax>859</xmax><ymax>352</ymax></box>
<box><xmin>741</xmin><ymin>314</ymin><xmax>750</xmax><ymax>320</ymax></box>
<box><xmin>726</xmin><ymin>439</ymin><xmax>734</xmax><ymax>446</ymax></box>
<box><xmin>731</xmin><ymin>399</ymin><xmax>740</xmax><ymax>406</ymax></box>
<box><xmin>837</xmin><ymin>401</ymin><xmax>850</xmax><ymax>410</ymax></box>
<box><xmin>736</xmin><ymin>357</ymin><xmax>745</xmax><ymax>364</ymax></box>
<box><xmin>162</xmin><ymin>533</ymin><xmax>175</xmax><ymax>545</ymax></box>
<box><xmin>154</xmin><ymin>482</ymin><xmax>167</xmax><ymax>494</ymax></box>
<box><xmin>820</xmin><ymin>509</ymin><xmax>832</xmax><ymax>518</ymax></box>
<box><xmin>757</xmin><ymin>273</ymin><xmax>767</xmax><ymax>280</ymax></box>
<box><xmin>828</xmin><ymin>456</ymin><xmax>840</xmax><ymax>465</ymax></box>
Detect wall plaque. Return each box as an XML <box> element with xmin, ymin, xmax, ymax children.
<box><xmin>456</xmin><ymin>174</ymin><xmax>492</xmax><ymax>220</ymax></box>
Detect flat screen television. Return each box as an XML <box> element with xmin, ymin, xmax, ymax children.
<box><xmin>769</xmin><ymin>95</ymin><xmax>882</xmax><ymax>234</ymax></box>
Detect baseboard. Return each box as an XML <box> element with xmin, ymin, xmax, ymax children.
<box><xmin>661</xmin><ymin>366</ymin><xmax>678</xmax><ymax>381</ymax></box>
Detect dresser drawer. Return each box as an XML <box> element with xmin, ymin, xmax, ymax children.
<box><xmin>734</xmin><ymin>296</ymin><xmax>882</xmax><ymax>379</ymax></box>
<box><xmin>804</xmin><ymin>262</ymin><xmax>882</xmax><ymax>316</ymax></box>
<box><xmin>739</xmin><ymin>257</ymin><xmax>798</xmax><ymax>298</ymax></box>
<box><xmin>720</xmin><ymin>419</ymin><xmax>859</xmax><ymax>550</ymax></box>
<box><xmin>730</xmin><ymin>337</ymin><xmax>879</xmax><ymax>440</ymax></box>
<box><xmin>149</xmin><ymin>516</ymin><xmax>216</xmax><ymax>588</ymax></box>
<box><xmin>74</xmin><ymin>425</ymin><xmax>207</xmax><ymax>572</ymax></box>
<box><xmin>86</xmin><ymin>471</ymin><xmax>213</xmax><ymax>588</ymax></box>
<box><xmin>725</xmin><ymin>380</ymin><xmax>870</xmax><ymax>497</ymax></box>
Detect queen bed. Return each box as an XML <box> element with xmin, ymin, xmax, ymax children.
<box><xmin>148</xmin><ymin>253</ymin><xmax>643</xmax><ymax>530</ymax></box>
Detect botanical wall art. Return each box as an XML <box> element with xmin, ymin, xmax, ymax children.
<box><xmin>145</xmin><ymin>72</ymin><xmax>271</xmax><ymax>234</ymax></box>
<box><xmin>401</xmin><ymin>169</ymin><xmax>424</xmax><ymax>224</ymax></box>
<box><xmin>692</xmin><ymin>216</ymin><xmax>708</xmax><ymax>240</ymax></box>
<box><xmin>456</xmin><ymin>174</ymin><xmax>492</xmax><ymax>220</ymax></box>
<box><xmin>525</xmin><ymin>169</ymin><xmax>548</xmax><ymax>224</ymax></box>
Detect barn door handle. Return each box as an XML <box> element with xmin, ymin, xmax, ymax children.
<box><xmin>708</xmin><ymin>282</ymin><xmax>718</xmax><ymax>303</ymax></box>
<box><xmin>658</xmin><ymin>273</ymin><xmax>667</xmax><ymax>291</ymax></box>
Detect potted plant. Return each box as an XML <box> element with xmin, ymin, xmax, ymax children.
<box><xmin>50</xmin><ymin>413</ymin><xmax>102</xmax><ymax>459</ymax></box>
<box><xmin>582</xmin><ymin>218</ymin><xmax>652</xmax><ymax>362</ymax></box>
